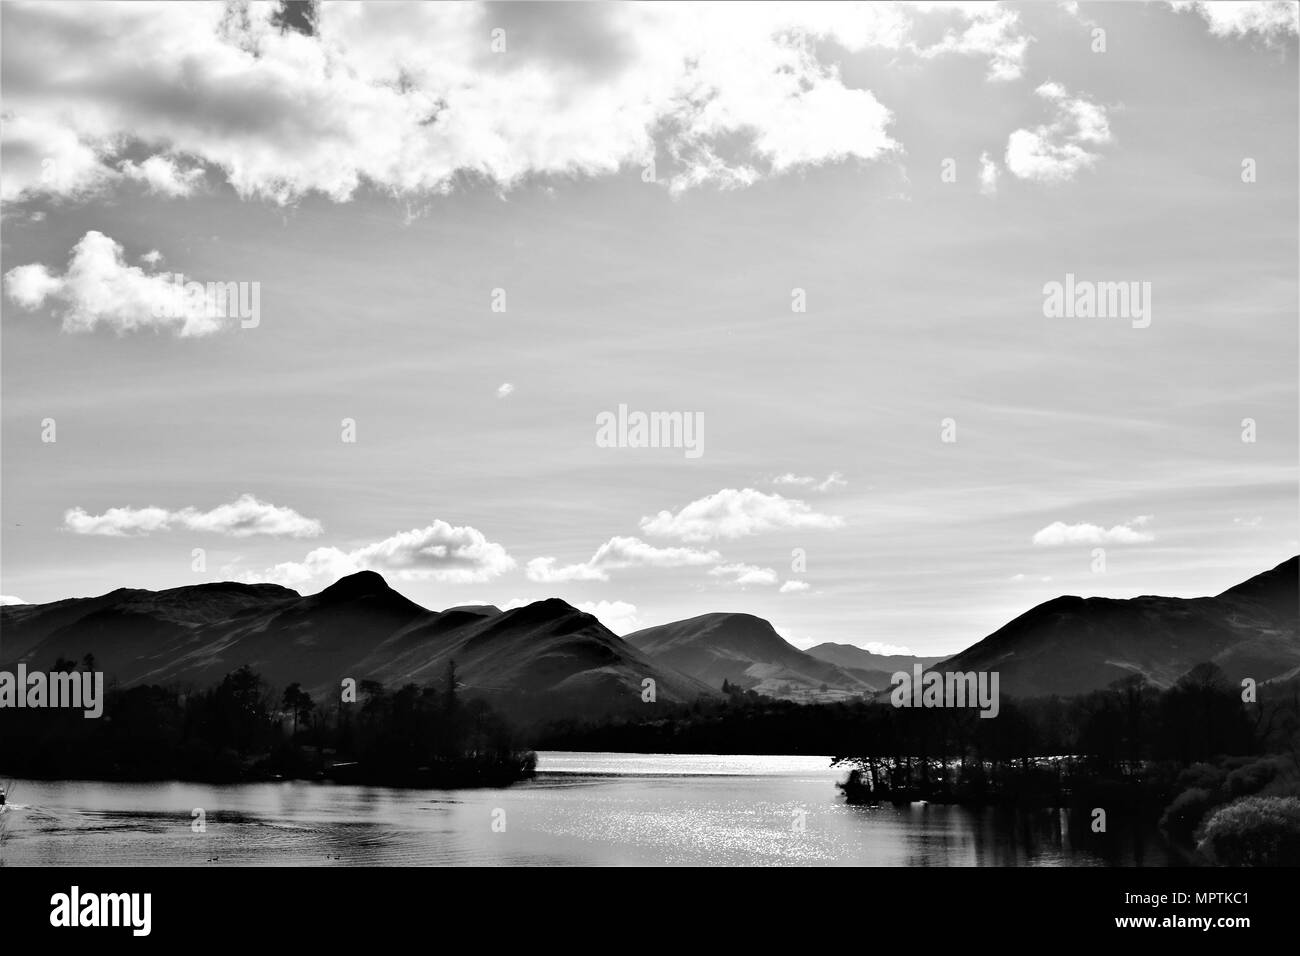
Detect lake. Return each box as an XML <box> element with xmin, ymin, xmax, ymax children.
<box><xmin>0</xmin><ymin>752</ymin><xmax>1178</xmax><ymax>866</ymax></box>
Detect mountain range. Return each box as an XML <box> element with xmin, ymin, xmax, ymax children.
<box><xmin>936</xmin><ymin>556</ymin><xmax>1299</xmax><ymax>697</ymax></box>
<box><xmin>625</xmin><ymin>614</ymin><xmax>935</xmax><ymax>701</ymax></box>
<box><xmin>2</xmin><ymin>556</ymin><xmax>1295</xmax><ymax>718</ymax></box>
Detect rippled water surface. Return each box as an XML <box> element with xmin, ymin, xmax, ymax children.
<box><xmin>0</xmin><ymin>752</ymin><xmax>1176</xmax><ymax>866</ymax></box>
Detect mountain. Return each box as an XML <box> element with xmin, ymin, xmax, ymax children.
<box><xmin>936</xmin><ymin>557</ymin><xmax>1300</xmax><ymax>698</ymax></box>
<box><xmin>625</xmin><ymin>612</ymin><xmax>875</xmax><ymax>701</ymax></box>
<box><xmin>804</xmin><ymin>643</ymin><xmax>949</xmax><ymax>689</ymax></box>
<box><xmin>0</xmin><ymin>572</ymin><xmax>715</xmax><ymax>720</ymax></box>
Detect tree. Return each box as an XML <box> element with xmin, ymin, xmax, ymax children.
<box><xmin>282</xmin><ymin>683</ymin><xmax>315</xmax><ymax>738</ymax></box>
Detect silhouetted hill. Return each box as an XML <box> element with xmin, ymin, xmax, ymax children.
<box><xmin>626</xmin><ymin>612</ymin><xmax>873</xmax><ymax>701</ymax></box>
<box><xmin>937</xmin><ymin>557</ymin><xmax>1299</xmax><ymax>697</ymax></box>
<box><xmin>0</xmin><ymin>573</ymin><xmax>715</xmax><ymax>719</ymax></box>
<box><xmin>804</xmin><ymin>643</ymin><xmax>949</xmax><ymax>688</ymax></box>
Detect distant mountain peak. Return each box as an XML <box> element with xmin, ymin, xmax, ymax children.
<box><xmin>316</xmin><ymin>569</ymin><xmax>392</xmax><ymax>602</ymax></box>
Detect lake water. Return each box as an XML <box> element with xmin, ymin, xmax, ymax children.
<box><xmin>0</xmin><ymin>752</ymin><xmax>1178</xmax><ymax>866</ymax></box>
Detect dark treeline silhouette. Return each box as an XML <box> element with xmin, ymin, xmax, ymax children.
<box><xmin>0</xmin><ymin>661</ymin><xmax>536</xmax><ymax>787</ymax></box>
<box><xmin>537</xmin><ymin>665</ymin><xmax>1300</xmax><ymax>862</ymax></box>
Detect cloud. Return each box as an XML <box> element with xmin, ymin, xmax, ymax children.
<box><xmin>64</xmin><ymin>495</ymin><xmax>323</xmax><ymax>538</ymax></box>
<box><xmin>0</xmin><ymin>2</ymin><xmax>1033</xmax><ymax>204</ymax></box>
<box><xmin>1005</xmin><ymin>82</ymin><xmax>1111</xmax><ymax>183</ymax></box>
<box><xmin>119</xmin><ymin>155</ymin><xmax>206</xmax><ymax>197</ymax></box>
<box><xmin>709</xmin><ymin>563</ymin><xmax>779</xmax><ymax>587</ymax></box>
<box><xmin>0</xmin><ymin>595</ymin><xmax>28</xmax><ymax>605</ymax></box>
<box><xmin>1234</xmin><ymin>515</ymin><xmax>1263</xmax><ymax>528</ymax></box>
<box><xmin>1031</xmin><ymin>519</ymin><xmax>1155</xmax><ymax>546</ymax></box>
<box><xmin>772</xmin><ymin>471</ymin><xmax>846</xmax><ymax>491</ymax></box>
<box><xmin>1169</xmin><ymin>1</ymin><xmax>1300</xmax><ymax>40</ymax></box>
<box><xmin>140</xmin><ymin>249</ymin><xmax>163</xmax><ymax>266</ymax></box>
<box><xmin>861</xmin><ymin>641</ymin><xmax>919</xmax><ymax>656</ymax></box>
<box><xmin>1010</xmin><ymin>573</ymin><xmax>1053</xmax><ymax>582</ymax></box>
<box><xmin>3</xmin><ymin>231</ymin><xmax>236</xmax><ymax>336</ymax></box>
<box><xmin>641</xmin><ymin>488</ymin><xmax>844</xmax><ymax>542</ymax></box>
<box><xmin>496</xmin><ymin>383</ymin><xmax>514</xmax><ymax>398</ymax></box>
<box><xmin>526</xmin><ymin>535</ymin><xmax>720</xmax><ymax>582</ymax></box>
<box><xmin>910</xmin><ymin>1</ymin><xmax>1030</xmax><ymax>81</ymax></box>
<box><xmin>575</xmin><ymin>599</ymin><xmax>642</xmax><ymax>636</ymax></box>
<box><xmin>779</xmin><ymin>579</ymin><xmax>810</xmax><ymax>593</ymax></box>
<box><xmin>250</xmin><ymin>520</ymin><xmax>516</xmax><ymax>587</ymax></box>
<box><xmin>978</xmin><ymin>151</ymin><xmax>1000</xmax><ymax>195</ymax></box>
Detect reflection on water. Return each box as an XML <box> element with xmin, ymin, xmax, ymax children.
<box><xmin>0</xmin><ymin>752</ymin><xmax>1177</xmax><ymax>866</ymax></box>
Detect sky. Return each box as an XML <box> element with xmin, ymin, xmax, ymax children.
<box><xmin>1</xmin><ymin>0</ymin><xmax>1297</xmax><ymax>656</ymax></box>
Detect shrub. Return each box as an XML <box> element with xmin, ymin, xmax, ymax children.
<box><xmin>1159</xmin><ymin>787</ymin><xmax>1221</xmax><ymax>843</ymax></box>
<box><xmin>1196</xmin><ymin>796</ymin><xmax>1300</xmax><ymax>867</ymax></box>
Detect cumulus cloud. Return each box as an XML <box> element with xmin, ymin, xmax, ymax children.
<box><xmin>119</xmin><ymin>155</ymin><xmax>207</xmax><ymax>197</ymax></box>
<box><xmin>1005</xmin><ymin>82</ymin><xmax>1111</xmax><ymax>183</ymax></box>
<box><xmin>709</xmin><ymin>563</ymin><xmax>780</xmax><ymax>587</ymax></box>
<box><xmin>0</xmin><ymin>1</ymin><xmax>1033</xmax><ymax>204</ymax></box>
<box><xmin>250</xmin><ymin>520</ymin><xmax>516</xmax><ymax>587</ymax></box>
<box><xmin>772</xmin><ymin>471</ymin><xmax>846</xmax><ymax>492</ymax></box>
<box><xmin>641</xmin><ymin>488</ymin><xmax>844</xmax><ymax>542</ymax></box>
<box><xmin>0</xmin><ymin>595</ymin><xmax>29</xmax><ymax>605</ymax></box>
<box><xmin>3</xmin><ymin>231</ymin><xmax>237</xmax><ymax>336</ymax></box>
<box><xmin>575</xmin><ymin>599</ymin><xmax>643</xmax><ymax>636</ymax></box>
<box><xmin>1169</xmin><ymin>1</ymin><xmax>1300</xmax><ymax>40</ymax></box>
<box><xmin>496</xmin><ymin>383</ymin><xmax>514</xmax><ymax>398</ymax></box>
<box><xmin>779</xmin><ymin>579</ymin><xmax>810</xmax><ymax>593</ymax></box>
<box><xmin>64</xmin><ymin>495</ymin><xmax>323</xmax><ymax>538</ymax></box>
<box><xmin>526</xmin><ymin>535</ymin><xmax>720</xmax><ymax>583</ymax></box>
<box><xmin>1031</xmin><ymin>518</ymin><xmax>1155</xmax><ymax>546</ymax></box>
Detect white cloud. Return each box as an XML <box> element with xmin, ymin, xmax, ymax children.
<box><xmin>978</xmin><ymin>150</ymin><xmax>1000</xmax><ymax>195</ymax></box>
<box><xmin>772</xmin><ymin>471</ymin><xmax>846</xmax><ymax>491</ymax></box>
<box><xmin>140</xmin><ymin>249</ymin><xmax>163</xmax><ymax>266</ymax></box>
<box><xmin>64</xmin><ymin>495</ymin><xmax>323</xmax><ymax>538</ymax></box>
<box><xmin>1031</xmin><ymin>519</ymin><xmax>1155</xmax><ymax>546</ymax></box>
<box><xmin>1234</xmin><ymin>515</ymin><xmax>1263</xmax><ymax>528</ymax></box>
<box><xmin>709</xmin><ymin>563</ymin><xmax>780</xmax><ymax>587</ymax></box>
<box><xmin>641</xmin><ymin>488</ymin><xmax>844</xmax><ymax>542</ymax></box>
<box><xmin>779</xmin><ymin>579</ymin><xmax>810</xmax><ymax>593</ymax></box>
<box><xmin>3</xmin><ymin>231</ymin><xmax>234</xmax><ymax>337</ymax></box>
<box><xmin>1169</xmin><ymin>1</ymin><xmax>1300</xmax><ymax>40</ymax></box>
<box><xmin>1005</xmin><ymin>82</ymin><xmax>1111</xmax><ymax>183</ymax></box>
<box><xmin>910</xmin><ymin>1</ymin><xmax>1030</xmax><ymax>81</ymax></box>
<box><xmin>575</xmin><ymin>599</ymin><xmax>643</xmax><ymax>636</ymax></box>
<box><xmin>119</xmin><ymin>155</ymin><xmax>206</xmax><ymax>197</ymax></box>
<box><xmin>0</xmin><ymin>595</ymin><xmax>29</xmax><ymax>605</ymax></box>
<box><xmin>527</xmin><ymin>535</ymin><xmax>720</xmax><ymax>583</ymax></box>
<box><xmin>250</xmin><ymin>520</ymin><xmax>516</xmax><ymax>588</ymax></box>
<box><xmin>1009</xmin><ymin>573</ymin><xmax>1053</xmax><ymax>582</ymax></box>
<box><xmin>0</xmin><ymin>2</ymin><xmax>1033</xmax><ymax>205</ymax></box>
<box><xmin>496</xmin><ymin>383</ymin><xmax>514</xmax><ymax>398</ymax></box>
<box><xmin>861</xmin><ymin>641</ymin><xmax>919</xmax><ymax>656</ymax></box>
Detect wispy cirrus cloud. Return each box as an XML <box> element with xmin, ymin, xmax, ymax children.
<box><xmin>709</xmin><ymin>563</ymin><xmax>779</xmax><ymax>587</ymax></box>
<box><xmin>641</xmin><ymin>488</ymin><xmax>844</xmax><ymax>542</ymax></box>
<box><xmin>64</xmin><ymin>495</ymin><xmax>323</xmax><ymax>538</ymax></box>
<box><xmin>526</xmin><ymin>535</ymin><xmax>720</xmax><ymax>583</ymax></box>
<box><xmin>772</xmin><ymin>471</ymin><xmax>846</xmax><ymax>492</ymax></box>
